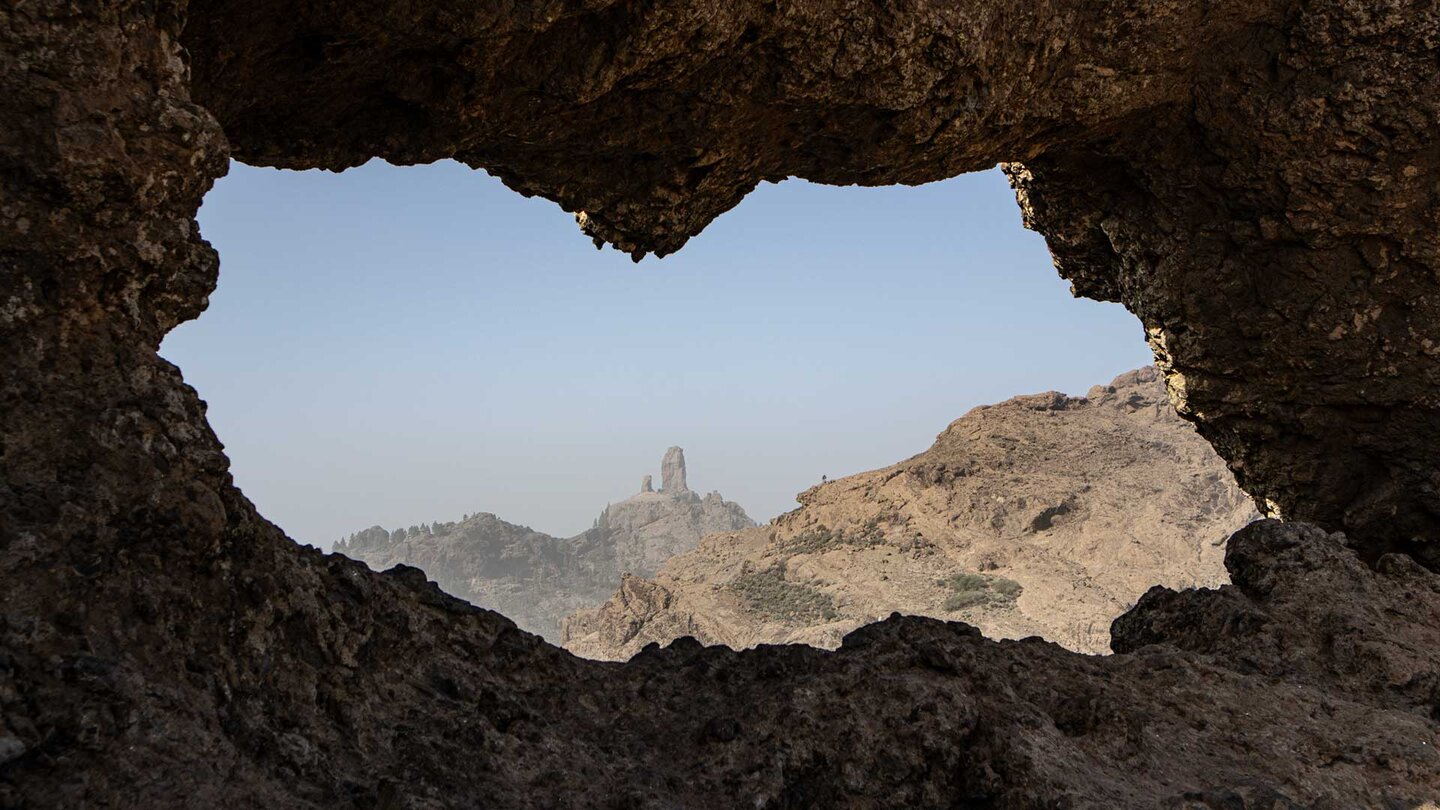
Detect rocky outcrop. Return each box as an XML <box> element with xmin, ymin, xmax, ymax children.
<box><xmin>607</xmin><ymin>488</ymin><xmax>754</xmax><ymax>577</ymax></box>
<box><xmin>563</xmin><ymin>369</ymin><xmax>1259</xmax><ymax>659</ymax></box>
<box><xmin>660</xmin><ymin>446</ymin><xmax>688</xmax><ymax>493</ymax></box>
<box><xmin>6</xmin><ymin>0</ymin><xmax>1440</xmax><ymax>806</ymax></box>
<box><xmin>335</xmin><ymin>451</ymin><xmax>753</xmax><ymax>640</ymax></box>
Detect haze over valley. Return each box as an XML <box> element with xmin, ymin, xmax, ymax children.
<box><xmin>337</xmin><ymin>447</ymin><xmax>754</xmax><ymax>640</ymax></box>
<box><xmin>333</xmin><ymin>368</ymin><xmax>1258</xmax><ymax>657</ymax></box>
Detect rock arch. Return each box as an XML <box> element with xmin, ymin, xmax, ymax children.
<box><xmin>3</xmin><ymin>0</ymin><xmax>1439</xmax><ymax>806</ymax></box>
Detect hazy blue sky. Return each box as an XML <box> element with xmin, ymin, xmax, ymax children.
<box><xmin>160</xmin><ymin>161</ymin><xmax>1152</xmax><ymax>547</ymax></box>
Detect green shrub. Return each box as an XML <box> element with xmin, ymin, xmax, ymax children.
<box><xmin>943</xmin><ymin>590</ymin><xmax>990</xmax><ymax>611</ymax></box>
<box><xmin>990</xmin><ymin>577</ymin><xmax>1023</xmax><ymax>599</ymax></box>
<box><xmin>729</xmin><ymin>565</ymin><xmax>838</xmax><ymax>623</ymax></box>
<box><xmin>941</xmin><ymin>572</ymin><xmax>1023</xmax><ymax>612</ymax></box>
<box><xmin>947</xmin><ymin>573</ymin><xmax>989</xmax><ymax>592</ymax></box>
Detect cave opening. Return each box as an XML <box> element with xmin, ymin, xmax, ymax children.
<box><xmin>9</xmin><ymin>1</ymin><xmax>1440</xmax><ymax>803</ymax></box>
<box><xmin>157</xmin><ymin>157</ymin><xmax>1252</xmax><ymax>658</ymax></box>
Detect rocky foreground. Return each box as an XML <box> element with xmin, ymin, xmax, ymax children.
<box><xmin>336</xmin><ymin>448</ymin><xmax>752</xmax><ymax>640</ymax></box>
<box><xmin>9</xmin><ymin>510</ymin><xmax>1440</xmax><ymax>807</ymax></box>
<box><xmin>565</xmin><ymin>368</ymin><xmax>1258</xmax><ymax>659</ymax></box>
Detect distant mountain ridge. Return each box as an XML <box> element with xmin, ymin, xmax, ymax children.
<box><xmin>562</xmin><ymin>368</ymin><xmax>1260</xmax><ymax>660</ymax></box>
<box><xmin>336</xmin><ymin>447</ymin><xmax>754</xmax><ymax>640</ymax></box>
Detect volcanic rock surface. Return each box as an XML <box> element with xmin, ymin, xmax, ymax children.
<box><xmin>564</xmin><ymin>368</ymin><xmax>1259</xmax><ymax>659</ymax></box>
<box><xmin>4</xmin><ymin>0</ymin><xmax>1440</xmax><ymax>807</ymax></box>
<box><xmin>335</xmin><ymin>450</ymin><xmax>753</xmax><ymax>640</ymax></box>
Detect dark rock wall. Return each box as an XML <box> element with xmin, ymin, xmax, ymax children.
<box><xmin>181</xmin><ymin>0</ymin><xmax>1280</xmax><ymax>255</ymax></box>
<box><xmin>1010</xmin><ymin>5</ymin><xmax>1440</xmax><ymax>565</ymax></box>
<box><xmin>2</xmin><ymin>0</ymin><xmax>1439</xmax><ymax>806</ymax></box>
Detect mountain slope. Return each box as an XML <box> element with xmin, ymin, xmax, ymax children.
<box><xmin>563</xmin><ymin>368</ymin><xmax>1259</xmax><ymax>658</ymax></box>
<box><xmin>337</xmin><ymin>447</ymin><xmax>753</xmax><ymax>640</ymax></box>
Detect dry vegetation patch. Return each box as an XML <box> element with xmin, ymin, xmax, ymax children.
<box><xmin>779</xmin><ymin>521</ymin><xmax>888</xmax><ymax>554</ymax></box>
<box><xmin>941</xmin><ymin>573</ymin><xmax>1023</xmax><ymax>612</ymax></box>
<box><xmin>730</xmin><ymin>564</ymin><xmax>838</xmax><ymax>623</ymax></box>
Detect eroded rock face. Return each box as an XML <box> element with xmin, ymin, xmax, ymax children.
<box><xmin>181</xmin><ymin>0</ymin><xmax>1440</xmax><ymax>564</ymax></box>
<box><xmin>660</xmin><ymin>446</ymin><xmax>688</xmax><ymax>493</ymax></box>
<box><xmin>3</xmin><ymin>0</ymin><xmax>1440</xmax><ymax>807</ymax></box>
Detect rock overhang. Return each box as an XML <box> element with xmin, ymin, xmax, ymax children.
<box><xmin>179</xmin><ymin>0</ymin><xmax>1284</xmax><ymax>256</ymax></box>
